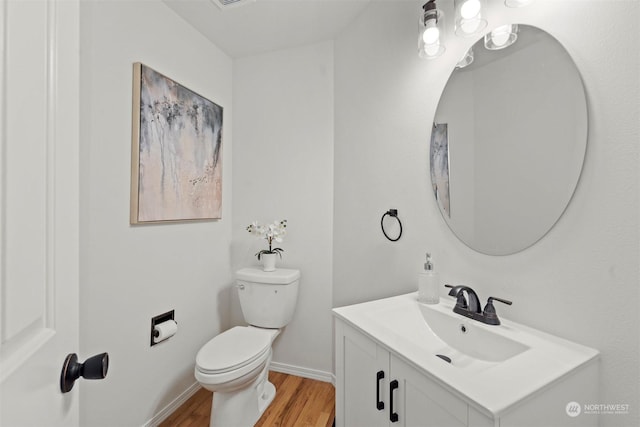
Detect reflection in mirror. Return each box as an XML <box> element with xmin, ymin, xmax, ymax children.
<box><xmin>431</xmin><ymin>25</ymin><xmax>587</xmax><ymax>255</ymax></box>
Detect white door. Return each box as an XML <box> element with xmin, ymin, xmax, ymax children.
<box><xmin>337</xmin><ymin>322</ymin><xmax>390</xmax><ymax>427</ymax></box>
<box><xmin>391</xmin><ymin>355</ymin><xmax>471</xmax><ymax>427</ymax></box>
<box><xmin>0</xmin><ymin>0</ymin><xmax>80</xmax><ymax>425</ymax></box>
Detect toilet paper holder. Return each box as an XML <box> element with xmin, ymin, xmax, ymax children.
<box><xmin>150</xmin><ymin>309</ymin><xmax>176</xmax><ymax>346</ymax></box>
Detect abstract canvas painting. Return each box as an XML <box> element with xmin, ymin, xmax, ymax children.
<box><xmin>430</xmin><ymin>122</ymin><xmax>450</xmax><ymax>217</ymax></box>
<box><xmin>130</xmin><ymin>63</ymin><xmax>223</xmax><ymax>223</ymax></box>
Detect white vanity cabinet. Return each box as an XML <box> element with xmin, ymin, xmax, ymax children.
<box><xmin>335</xmin><ymin>320</ymin><xmax>492</xmax><ymax>427</ymax></box>
<box><xmin>334</xmin><ymin>293</ymin><xmax>600</xmax><ymax>427</ymax></box>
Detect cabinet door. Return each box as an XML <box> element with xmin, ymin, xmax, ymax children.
<box><xmin>391</xmin><ymin>355</ymin><xmax>468</xmax><ymax>427</ymax></box>
<box><xmin>336</xmin><ymin>321</ymin><xmax>390</xmax><ymax>427</ymax></box>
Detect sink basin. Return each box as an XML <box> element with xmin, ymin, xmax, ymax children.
<box><xmin>356</xmin><ymin>296</ymin><xmax>529</xmax><ymax>371</ymax></box>
<box><xmin>418</xmin><ymin>303</ymin><xmax>529</xmax><ymax>362</ymax></box>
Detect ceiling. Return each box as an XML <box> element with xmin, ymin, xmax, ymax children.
<box><xmin>163</xmin><ymin>0</ymin><xmax>373</xmax><ymax>58</ymax></box>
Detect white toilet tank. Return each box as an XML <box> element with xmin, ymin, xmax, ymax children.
<box><xmin>236</xmin><ymin>268</ymin><xmax>300</xmax><ymax>328</ymax></box>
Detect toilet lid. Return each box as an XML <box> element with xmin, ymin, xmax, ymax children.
<box><xmin>196</xmin><ymin>326</ymin><xmax>271</xmax><ymax>374</ymax></box>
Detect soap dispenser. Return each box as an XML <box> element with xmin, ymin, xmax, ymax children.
<box><xmin>418</xmin><ymin>253</ymin><xmax>439</xmax><ymax>304</ymax></box>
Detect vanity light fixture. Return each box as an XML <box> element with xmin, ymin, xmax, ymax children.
<box><xmin>454</xmin><ymin>0</ymin><xmax>487</xmax><ymax>37</ymax></box>
<box><xmin>504</xmin><ymin>0</ymin><xmax>535</xmax><ymax>7</ymax></box>
<box><xmin>418</xmin><ymin>0</ymin><xmax>532</xmax><ymax>60</ymax></box>
<box><xmin>419</xmin><ymin>0</ymin><xmax>446</xmax><ymax>59</ymax></box>
<box><xmin>484</xmin><ymin>24</ymin><xmax>518</xmax><ymax>50</ymax></box>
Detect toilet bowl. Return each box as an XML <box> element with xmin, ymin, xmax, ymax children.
<box><xmin>195</xmin><ymin>326</ymin><xmax>280</xmax><ymax>426</ymax></box>
<box><xmin>195</xmin><ymin>326</ymin><xmax>277</xmax><ymax>391</ymax></box>
<box><xmin>194</xmin><ymin>268</ymin><xmax>300</xmax><ymax>427</ymax></box>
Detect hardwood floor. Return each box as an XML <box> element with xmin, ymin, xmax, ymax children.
<box><xmin>159</xmin><ymin>371</ymin><xmax>335</xmax><ymax>427</ymax></box>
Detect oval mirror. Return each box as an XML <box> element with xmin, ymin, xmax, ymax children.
<box><xmin>430</xmin><ymin>24</ymin><xmax>588</xmax><ymax>255</ymax></box>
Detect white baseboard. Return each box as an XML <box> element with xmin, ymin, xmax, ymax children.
<box><xmin>143</xmin><ymin>381</ymin><xmax>201</xmax><ymax>427</ymax></box>
<box><xmin>270</xmin><ymin>361</ymin><xmax>336</xmax><ymax>385</ymax></box>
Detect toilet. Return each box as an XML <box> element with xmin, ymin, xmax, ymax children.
<box><xmin>194</xmin><ymin>268</ymin><xmax>300</xmax><ymax>427</ymax></box>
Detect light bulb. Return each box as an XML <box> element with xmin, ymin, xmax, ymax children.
<box><xmin>418</xmin><ymin>2</ymin><xmax>445</xmax><ymax>59</ymax></box>
<box><xmin>456</xmin><ymin>48</ymin><xmax>474</xmax><ymax>69</ymax></box>
<box><xmin>455</xmin><ymin>0</ymin><xmax>486</xmax><ymax>36</ymax></box>
<box><xmin>484</xmin><ymin>24</ymin><xmax>518</xmax><ymax>50</ymax></box>
<box><xmin>424</xmin><ymin>44</ymin><xmax>441</xmax><ymax>57</ymax></box>
<box><xmin>460</xmin><ymin>19</ymin><xmax>481</xmax><ymax>35</ymax></box>
<box><xmin>491</xmin><ymin>25</ymin><xmax>511</xmax><ymax>47</ymax></box>
<box><xmin>422</xmin><ymin>20</ymin><xmax>440</xmax><ymax>45</ymax></box>
<box><xmin>460</xmin><ymin>0</ymin><xmax>481</xmax><ymax>19</ymax></box>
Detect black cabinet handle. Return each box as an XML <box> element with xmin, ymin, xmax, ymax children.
<box><xmin>376</xmin><ymin>370</ymin><xmax>385</xmax><ymax>410</ymax></box>
<box><xmin>390</xmin><ymin>379</ymin><xmax>399</xmax><ymax>423</ymax></box>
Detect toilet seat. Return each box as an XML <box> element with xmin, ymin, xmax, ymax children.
<box><xmin>196</xmin><ymin>326</ymin><xmax>272</xmax><ymax>382</ymax></box>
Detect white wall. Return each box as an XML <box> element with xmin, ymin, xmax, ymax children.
<box><xmin>79</xmin><ymin>1</ymin><xmax>233</xmax><ymax>425</ymax></box>
<box><xmin>334</xmin><ymin>1</ymin><xmax>638</xmax><ymax>426</ymax></box>
<box><xmin>232</xmin><ymin>41</ymin><xmax>334</xmax><ymax>379</ymax></box>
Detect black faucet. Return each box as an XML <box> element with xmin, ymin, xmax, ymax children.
<box><xmin>445</xmin><ymin>285</ymin><xmax>481</xmax><ymax>313</ymax></box>
<box><xmin>444</xmin><ymin>284</ymin><xmax>512</xmax><ymax>325</ymax></box>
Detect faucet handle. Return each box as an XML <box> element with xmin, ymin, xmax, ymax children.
<box><xmin>482</xmin><ymin>297</ymin><xmax>512</xmax><ymax>325</ymax></box>
<box><xmin>488</xmin><ymin>297</ymin><xmax>512</xmax><ymax>306</ymax></box>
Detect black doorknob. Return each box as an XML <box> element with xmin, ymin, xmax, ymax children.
<box><xmin>60</xmin><ymin>352</ymin><xmax>109</xmax><ymax>393</ymax></box>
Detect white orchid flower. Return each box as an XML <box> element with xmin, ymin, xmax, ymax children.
<box><xmin>246</xmin><ymin>219</ymin><xmax>288</xmax><ymax>259</ymax></box>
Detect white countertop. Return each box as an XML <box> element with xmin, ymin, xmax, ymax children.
<box><xmin>333</xmin><ymin>292</ymin><xmax>599</xmax><ymax>417</ymax></box>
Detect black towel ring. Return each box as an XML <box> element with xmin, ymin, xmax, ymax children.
<box><xmin>381</xmin><ymin>209</ymin><xmax>403</xmax><ymax>242</ymax></box>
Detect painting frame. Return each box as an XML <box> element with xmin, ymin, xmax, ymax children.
<box><xmin>430</xmin><ymin>122</ymin><xmax>451</xmax><ymax>217</ymax></box>
<box><xmin>130</xmin><ymin>63</ymin><xmax>223</xmax><ymax>224</ymax></box>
